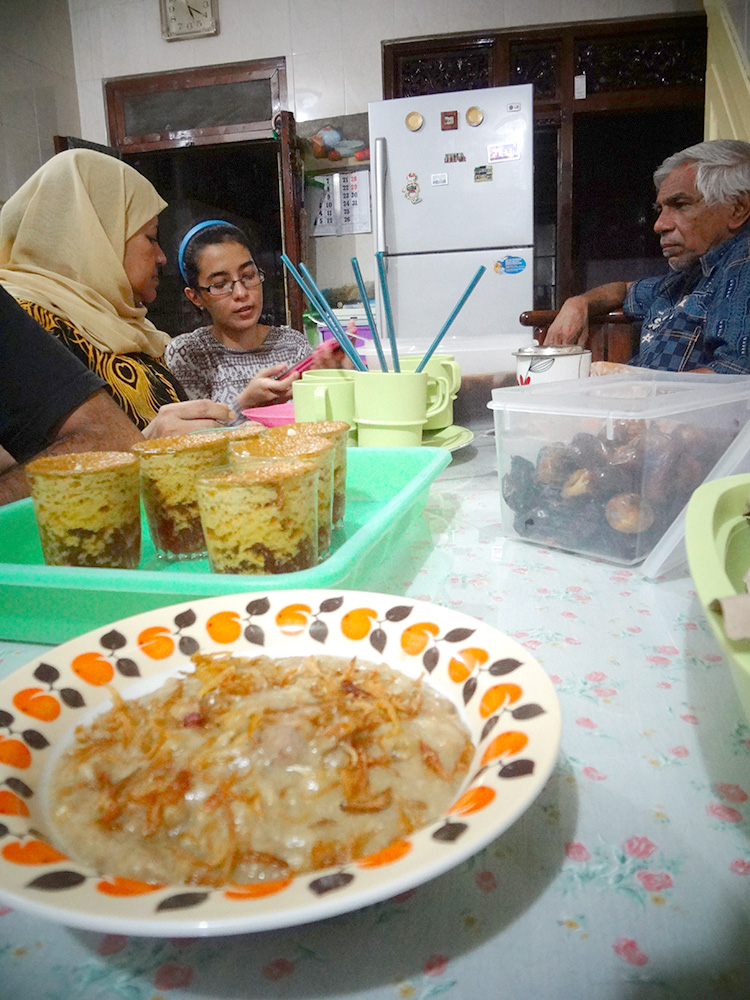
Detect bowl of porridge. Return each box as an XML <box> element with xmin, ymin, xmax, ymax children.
<box><xmin>0</xmin><ymin>590</ymin><xmax>561</xmax><ymax>936</ymax></box>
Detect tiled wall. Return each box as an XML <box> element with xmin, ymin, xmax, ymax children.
<box><xmin>0</xmin><ymin>0</ymin><xmax>81</xmax><ymax>204</ymax></box>
<box><xmin>68</xmin><ymin>0</ymin><xmax>704</xmax><ymax>141</ymax></box>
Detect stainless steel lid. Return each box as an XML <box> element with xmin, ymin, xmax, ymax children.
<box><xmin>512</xmin><ymin>344</ymin><xmax>588</xmax><ymax>357</ymax></box>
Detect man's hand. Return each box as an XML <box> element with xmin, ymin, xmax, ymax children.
<box><xmin>543</xmin><ymin>282</ymin><xmax>630</xmax><ymax>348</ymax></box>
<box><xmin>543</xmin><ymin>295</ymin><xmax>590</xmax><ymax>346</ymax></box>
<box><xmin>143</xmin><ymin>399</ymin><xmax>236</xmax><ymax>439</ymax></box>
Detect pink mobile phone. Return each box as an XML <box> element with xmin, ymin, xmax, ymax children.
<box><xmin>275</xmin><ymin>343</ymin><xmax>327</xmax><ymax>379</ymax></box>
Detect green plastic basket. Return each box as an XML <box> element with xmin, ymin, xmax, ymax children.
<box><xmin>686</xmin><ymin>474</ymin><xmax>750</xmax><ymax>724</ymax></box>
<box><xmin>0</xmin><ymin>447</ymin><xmax>449</xmax><ymax>644</ymax></box>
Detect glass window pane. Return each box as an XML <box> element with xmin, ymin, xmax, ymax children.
<box><xmin>123</xmin><ymin>78</ymin><xmax>274</xmax><ymax>136</ymax></box>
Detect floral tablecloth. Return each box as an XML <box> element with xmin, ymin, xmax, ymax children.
<box><xmin>0</xmin><ymin>425</ymin><xmax>748</xmax><ymax>1000</ymax></box>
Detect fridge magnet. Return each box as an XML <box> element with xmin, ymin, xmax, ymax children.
<box><xmin>405</xmin><ymin>111</ymin><xmax>424</xmax><ymax>132</ymax></box>
<box><xmin>444</xmin><ymin>152</ymin><xmax>466</xmax><ymax>163</ymax></box>
<box><xmin>474</xmin><ymin>165</ymin><xmax>493</xmax><ymax>182</ymax></box>
<box><xmin>440</xmin><ymin>111</ymin><xmax>458</xmax><ymax>130</ymax></box>
<box><xmin>466</xmin><ymin>106</ymin><xmax>484</xmax><ymax>126</ymax></box>
<box><xmin>494</xmin><ymin>255</ymin><xmax>527</xmax><ymax>275</ymax></box>
<box><xmin>431</xmin><ymin>173</ymin><xmax>449</xmax><ymax>187</ymax></box>
<box><xmin>488</xmin><ymin>142</ymin><xmax>520</xmax><ymax>162</ymax></box>
<box><xmin>402</xmin><ymin>172</ymin><xmax>422</xmax><ymax>204</ymax></box>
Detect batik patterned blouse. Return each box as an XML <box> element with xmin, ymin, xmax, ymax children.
<box><xmin>17</xmin><ymin>300</ymin><xmax>187</xmax><ymax>430</ymax></box>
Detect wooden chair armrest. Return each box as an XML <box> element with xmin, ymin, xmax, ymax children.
<box><xmin>519</xmin><ymin>310</ymin><xmax>631</xmax><ymax>327</ymax></box>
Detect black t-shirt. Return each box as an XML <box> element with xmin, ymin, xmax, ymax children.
<box><xmin>0</xmin><ymin>285</ymin><xmax>105</xmax><ymax>463</ymax></box>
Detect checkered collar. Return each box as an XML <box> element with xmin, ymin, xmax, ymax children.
<box><xmin>700</xmin><ymin>225</ymin><xmax>750</xmax><ymax>277</ymax></box>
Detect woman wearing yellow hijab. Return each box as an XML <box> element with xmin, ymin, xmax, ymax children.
<box><xmin>0</xmin><ymin>149</ymin><xmax>233</xmax><ymax>435</ymax></box>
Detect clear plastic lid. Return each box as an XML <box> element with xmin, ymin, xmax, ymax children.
<box><xmin>641</xmin><ymin>418</ymin><xmax>750</xmax><ymax>580</ymax></box>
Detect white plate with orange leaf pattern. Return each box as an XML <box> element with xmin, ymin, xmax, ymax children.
<box><xmin>0</xmin><ymin>590</ymin><xmax>561</xmax><ymax>936</ymax></box>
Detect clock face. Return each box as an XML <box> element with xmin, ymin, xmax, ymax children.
<box><xmin>161</xmin><ymin>0</ymin><xmax>219</xmax><ymax>41</ymax></box>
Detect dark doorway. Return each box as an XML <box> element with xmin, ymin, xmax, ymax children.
<box><xmin>128</xmin><ymin>141</ymin><xmax>287</xmax><ymax>338</ymax></box>
<box><xmin>572</xmin><ymin>107</ymin><xmax>705</xmax><ymax>291</ymax></box>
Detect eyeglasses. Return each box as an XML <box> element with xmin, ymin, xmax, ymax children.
<box><xmin>196</xmin><ymin>269</ymin><xmax>265</xmax><ymax>298</ymax></box>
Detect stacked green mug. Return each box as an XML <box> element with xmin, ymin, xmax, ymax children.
<box><xmin>352</xmin><ymin>370</ymin><xmax>449</xmax><ymax>447</ymax></box>
<box><xmin>293</xmin><ymin>370</ymin><xmax>357</xmax><ymax>443</ymax></box>
<box><xmin>398</xmin><ymin>354</ymin><xmax>461</xmax><ymax>431</ymax></box>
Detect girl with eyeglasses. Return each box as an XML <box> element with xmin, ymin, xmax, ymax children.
<box><xmin>167</xmin><ymin>221</ymin><xmax>345</xmax><ymax>415</ymax></box>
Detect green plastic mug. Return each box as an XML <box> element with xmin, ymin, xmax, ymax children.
<box><xmin>353</xmin><ymin>371</ymin><xmax>448</xmax><ymax>447</ymax></box>
<box><xmin>398</xmin><ymin>354</ymin><xmax>460</xmax><ymax>430</ymax></box>
<box><xmin>292</xmin><ymin>377</ymin><xmax>356</xmax><ymax>442</ymax></box>
<box><xmin>300</xmin><ymin>369</ymin><xmax>354</xmax><ymax>381</ymax></box>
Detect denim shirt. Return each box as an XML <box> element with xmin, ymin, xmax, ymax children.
<box><xmin>625</xmin><ymin>227</ymin><xmax>750</xmax><ymax>373</ymax></box>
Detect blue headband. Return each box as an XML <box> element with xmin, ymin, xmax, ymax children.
<box><xmin>177</xmin><ymin>219</ymin><xmax>228</xmax><ymax>283</ymax></box>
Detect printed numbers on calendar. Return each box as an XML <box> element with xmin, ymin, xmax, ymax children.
<box><xmin>312</xmin><ymin>170</ymin><xmax>371</xmax><ymax>236</ymax></box>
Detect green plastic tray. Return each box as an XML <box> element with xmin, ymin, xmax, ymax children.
<box><xmin>685</xmin><ymin>474</ymin><xmax>750</xmax><ymax>724</ymax></box>
<box><xmin>0</xmin><ymin>447</ymin><xmax>449</xmax><ymax>644</ymax></box>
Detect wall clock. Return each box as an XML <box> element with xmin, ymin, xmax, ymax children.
<box><xmin>160</xmin><ymin>0</ymin><xmax>219</xmax><ymax>41</ymax></box>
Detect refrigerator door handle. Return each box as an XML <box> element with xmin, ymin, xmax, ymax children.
<box><xmin>373</xmin><ymin>136</ymin><xmax>387</xmax><ymax>254</ymax></box>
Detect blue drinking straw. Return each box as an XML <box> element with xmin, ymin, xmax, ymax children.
<box><xmin>281</xmin><ymin>254</ymin><xmax>362</xmax><ymax>370</ymax></box>
<box><xmin>280</xmin><ymin>255</ymin><xmax>366</xmax><ymax>371</ymax></box>
<box><xmin>351</xmin><ymin>257</ymin><xmax>388</xmax><ymax>372</ymax></box>
<box><xmin>415</xmin><ymin>266</ymin><xmax>487</xmax><ymax>372</ymax></box>
<box><xmin>375</xmin><ymin>251</ymin><xmax>400</xmax><ymax>372</ymax></box>
<box><xmin>298</xmin><ymin>263</ymin><xmax>348</xmax><ymax>340</ymax></box>
<box><xmin>280</xmin><ymin>253</ymin><xmax>326</xmax><ymax>327</ymax></box>
<box><xmin>298</xmin><ymin>262</ymin><xmax>368</xmax><ymax>372</ymax></box>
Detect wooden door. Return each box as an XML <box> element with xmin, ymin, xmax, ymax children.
<box><xmin>57</xmin><ymin>59</ymin><xmax>305</xmax><ymax>334</ymax></box>
<box><xmin>275</xmin><ymin>110</ymin><xmax>304</xmax><ymax>333</ymax></box>
<box><xmin>104</xmin><ymin>59</ymin><xmax>303</xmax><ymax>332</ymax></box>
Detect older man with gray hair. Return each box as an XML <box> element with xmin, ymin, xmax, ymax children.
<box><xmin>544</xmin><ymin>139</ymin><xmax>750</xmax><ymax>373</ymax></box>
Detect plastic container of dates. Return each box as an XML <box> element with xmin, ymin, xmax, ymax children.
<box><xmin>488</xmin><ymin>371</ymin><xmax>750</xmax><ymax>568</ymax></box>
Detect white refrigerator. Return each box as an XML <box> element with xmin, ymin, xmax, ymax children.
<box><xmin>368</xmin><ymin>85</ymin><xmax>535</xmax><ymax>375</ymax></box>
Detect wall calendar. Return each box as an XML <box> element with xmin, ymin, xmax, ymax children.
<box><xmin>313</xmin><ymin>170</ymin><xmax>371</xmax><ymax>237</ymax></box>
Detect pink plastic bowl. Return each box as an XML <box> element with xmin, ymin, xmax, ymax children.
<box><xmin>241</xmin><ymin>402</ymin><xmax>296</xmax><ymax>427</ymax></box>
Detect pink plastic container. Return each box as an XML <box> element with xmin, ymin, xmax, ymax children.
<box><xmin>241</xmin><ymin>402</ymin><xmax>296</xmax><ymax>427</ymax></box>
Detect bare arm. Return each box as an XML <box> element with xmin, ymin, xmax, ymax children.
<box><xmin>544</xmin><ymin>282</ymin><xmax>630</xmax><ymax>347</ymax></box>
<box><xmin>0</xmin><ymin>390</ymin><xmax>142</xmax><ymax>506</ymax></box>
